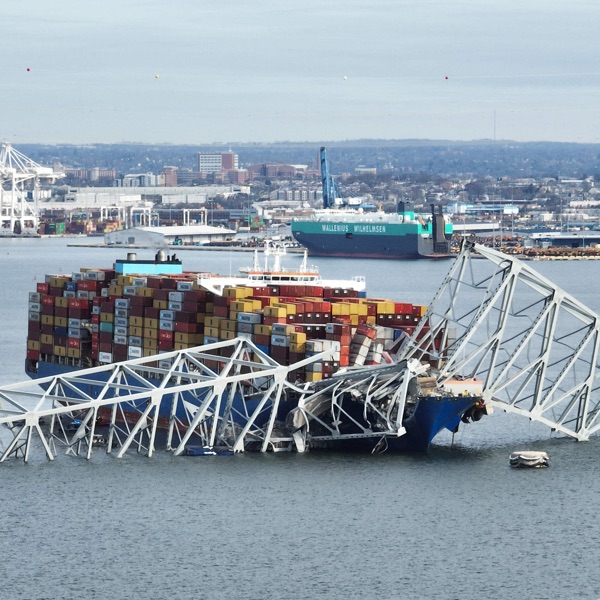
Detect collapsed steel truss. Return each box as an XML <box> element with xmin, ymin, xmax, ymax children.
<box><xmin>3</xmin><ymin>241</ymin><xmax>600</xmax><ymax>463</ymax></box>
<box><xmin>1</xmin><ymin>337</ymin><xmax>432</xmax><ymax>463</ymax></box>
<box><xmin>401</xmin><ymin>241</ymin><xmax>600</xmax><ymax>441</ymax></box>
<box><xmin>0</xmin><ymin>339</ymin><xmax>330</xmax><ymax>463</ymax></box>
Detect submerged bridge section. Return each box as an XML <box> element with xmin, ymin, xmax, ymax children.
<box><xmin>401</xmin><ymin>241</ymin><xmax>600</xmax><ymax>442</ymax></box>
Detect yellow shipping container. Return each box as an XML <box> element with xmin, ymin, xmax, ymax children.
<box><xmin>331</xmin><ymin>303</ymin><xmax>350</xmax><ymax>316</ymax></box>
<box><xmin>144</xmin><ymin>328</ymin><xmax>158</xmax><ymax>340</ymax></box>
<box><xmin>230</xmin><ymin>300</ymin><xmax>254</xmax><ymax>313</ymax></box>
<box><xmin>143</xmin><ymin>338</ymin><xmax>159</xmax><ymax>350</ymax></box>
<box><xmin>129</xmin><ymin>326</ymin><xmax>144</xmax><ymax>337</ymax></box>
<box><xmin>264</xmin><ymin>306</ymin><xmax>287</xmax><ymax>318</ymax></box>
<box><xmin>290</xmin><ymin>342</ymin><xmax>306</xmax><ymax>353</ymax></box>
<box><xmin>144</xmin><ymin>317</ymin><xmax>159</xmax><ymax>329</ymax></box>
<box><xmin>196</xmin><ymin>313</ymin><xmax>206</xmax><ymax>324</ymax></box>
<box><xmin>153</xmin><ymin>300</ymin><xmax>168</xmax><ymax>310</ymax></box>
<box><xmin>275</xmin><ymin>303</ymin><xmax>296</xmax><ymax>315</ymax></box>
<box><xmin>55</xmin><ymin>297</ymin><xmax>69</xmax><ymax>308</ymax></box>
<box><xmin>289</xmin><ymin>331</ymin><xmax>306</xmax><ymax>344</ymax></box>
<box><xmin>67</xmin><ymin>347</ymin><xmax>81</xmax><ymax>359</ymax></box>
<box><xmin>27</xmin><ymin>339</ymin><xmax>41</xmax><ymax>350</ymax></box>
<box><xmin>100</xmin><ymin>312</ymin><xmax>114</xmax><ymax>323</ymax></box>
<box><xmin>41</xmin><ymin>315</ymin><xmax>54</xmax><ymax>325</ymax></box>
<box><xmin>117</xmin><ymin>275</ymin><xmax>135</xmax><ymax>286</ymax></box>
<box><xmin>205</xmin><ymin>316</ymin><xmax>224</xmax><ymax>328</ymax></box>
<box><xmin>204</xmin><ymin>326</ymin><xmax>220</xmax><ymax>338</ymax></box>
<box><xmin>223</xmin><ymin>320</ymin><xmax>237</xmax><ymax>332</ymax></box>
<box><xmin>174</xmin><ymin>332</ymin><xmax>202</xmax><ymax>345</ymax></box>
<box><xmin>220</xmin><ymin>330</ymin><xmax>237</xmax><ymax>340</ymax></box>
<box><xmin>54</xmin><ymin>317</ymin><xmax>68</xmax><ymax>328</ymax></box>
<box><xmin>130</xmin><ymin>316</ymin><xmax>144</xmax><ymax>327</ymax></box>
<box><xmin>306</xmin><ymin>371</ymin><xmax>323</xmax><ymax>382</ymax></box>
<box><xmin>109</xmin><ymin>284</ymin><xmax>124</xmax><ymax>296</ymax></box>
<box><xmin>41</xmin><ymin>334</ymin><xmax>53</xmax><ymax>345</ymax></box>
<box><xmin>174</xmin><ymin>342</ymin><xmax>191</xmax><ymax>351</ymax></box>
<box><xmin>366</xmin><ymin>315</ymin><xmax>376</xmax><ymax>325</ymax></box>
<box><xmin>254</xmin><ymin>324</ymin><xmax>272</xmax><ymax>336</ymax></box>
<box><xmin>139</xmin><ymin>287</ymin><xmax>155</xmax><ymax>298</ymax></box>
<box><xmin>143</xmin><ymin>348</ymin><xmax>157</xmax><ymax>357</ymax></box>
<box><xmin>53</xmin><ymin>345</ymin><xmax>67</xmax><ymax>357</ymax></box>
<box><xmin>224</xmin><ymin>286</ymin><xmax>250</xmax><ymax>299</ymax></box>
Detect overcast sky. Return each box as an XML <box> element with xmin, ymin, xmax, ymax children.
<box><xmin>5</xmin><ymin>0</ymin><xmax>600</xmax><ymax>145</ymax></box>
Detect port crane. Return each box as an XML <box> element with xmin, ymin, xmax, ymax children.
<box><xmin>320</xmin><ymin>146</ymin><xmax>341</xmax><ymax>209</ymax></box>
<box><xmin>0</xmin><ymin>142</ymin><xmax>64</xmax><ymax>235</ymax></box>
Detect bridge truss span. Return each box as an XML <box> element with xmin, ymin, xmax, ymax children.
<box><xmin>401</xmin><ymin>241</ymin><xmax>600</xmax><ymax>441</ymax></box>
<box><xmin>0</xmin><ymin>338</ymin><xmax>336</xmax><ymax>463</ymax></box>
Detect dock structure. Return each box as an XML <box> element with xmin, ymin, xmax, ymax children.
<box><xmin>401</xmin><ymin>241</ymin><xmax>600</xmax><ymax>442</ymax></box>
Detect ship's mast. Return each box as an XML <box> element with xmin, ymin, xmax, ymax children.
<box><xmin>0</xmin><ymin>142</ymin><xmax>64</xmax><ymax>234</ymax></box>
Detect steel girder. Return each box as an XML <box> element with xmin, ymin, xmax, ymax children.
<box><xmin>401</xmin><ymin>241</ymin><xmax>600</xmax><ymax>441</ymax></box>
<box><xmin>0</xmin><ymin>338</ymin><xmax>335</xmax><ymax>463</ymax></box>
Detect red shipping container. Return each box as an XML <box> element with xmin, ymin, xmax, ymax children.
<box><xmin>158</xmin><ymin>338</ymin><xmax>174</xmax><ymax>351</ymax></box>
<box><xmin>40</xmin><ymin>343</ymin><xmax>53</xmax><ymax>354</ymax></box>
<box><xmin>37</xmin><ymin>283</ymin><xmax>50</xmax><ymax>294</ymax></box>
<box><xmin>159</xmin><ymin>330</ymin><xmax>173</xmax><ymax>342</ymax></box>
<box><xmin>130</xmin><ymin>305</ymin><xmax>145</xmax><ymax>317</ymax></box>
<box><xmin>68</xmin><ymin>338</ymin><xmax>81</xmax><ymax>349</ymax></box>
<box><xmin>28</xmin><ymin>321</ymin><xmax>41</xmax><ymax>337</ymax></box>
<box><xmin>175</xmin><ymin>321</ymin><xmax>198</xmax><ymax>333</ymax></box>
<box><xmin>41</xmin><ymin>323</ymin><xmax>53</xmax><ymax>335</ymax></box>
<box><xmin>27</xmin><ymin>349</ymin><xmax>40</xmax><ymax>361</ymax></box>
<box><xmin>41</xmin><ymin>295</ymin><xmax>55</xmax><ymax>306</ymax></box>
<box><xmin>183</xmin><ymin>290</ymin><xmax>204</xmax><ymax>302</ymax></box>
<box><xmin>144</xmin><ymin>306</ymin><xmax>160</xmax><ymax>319</ymax></box>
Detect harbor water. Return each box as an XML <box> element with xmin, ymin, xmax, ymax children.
<box><xmin>1</xmin><ymin>238</ymin><xmax>600</xmax><ymax>600</ymax></box>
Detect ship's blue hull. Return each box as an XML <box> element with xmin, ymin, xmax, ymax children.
<box><xmin>27</xmin><ymin>361</ymin><xmax>477</xmax><ymax>452</ymax></box>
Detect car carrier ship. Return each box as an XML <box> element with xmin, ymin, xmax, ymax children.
<box><xmin>291</xmin><ymin>147</ymin><xmax>453</xmax><ymax>259</ymax></box>
<box><xmin>24</xmin><ymin>248</ymin><xmax>485</xmax><ymax>452</ymax></box>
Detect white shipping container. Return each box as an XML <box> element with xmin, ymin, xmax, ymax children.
<box><xmin>28</xmin><ymin>292</ymin><xmax>41</xmax><ymax>303</ymax></box>
<box><xmin>168</xmin><ymin>291</ymin><xmax>184</xmax><ymax>303</ymax></box>
<box><xmin>271</xmin><ymin>334</ymin><xmax>290</xmax><ymax>347</ymax></box>
<box><xmin>159</xmin><ymin>320</ymin><xmax>174</xmax><ymax>331</ymax></box>
<box><xmin>114</xmin><ymin>317</ymin><xmax>128</xmax><ymax>327</ymax></box>
<box><xmin>237</xmin><ymin>312</ymin><xmax>262</xmax><ymax>324</ymax></box>
<box><xmin>128</xmin><ymin>346</ymin><xmax>143</xmax><ymax>359</ymax></box>
<box><xmin>98</xmin><ymin>352</ymin><xmax>113</xmax><ymax>363</ymax></box>
<box><xmin>114</xmin><ymin>335</ymin><xmax>128</xmax><ymax>345</ymax></box>
<box><xmin>123</xmin><ymin>286</ymin><xmax>138</xmax><ymax>296</ymax></box>
<box><xmin>28</xmin><ymin>302</ymin><xmax>41</xmax><ymax>312</ymax></box>
<box><xmin>160</xmin><ymin>310</ymin><xmax>175</xmax><ymax>321</ymax></box>
<box><xmin>168</xmin><ymin>301</ymin><xmax>183</xmax><ymax>311</ymax></box>
<box><xmin>115</xmin><ymin>298</ymin><xmax>130</xmax><ymax>309</ymax></box>
<box><xmin>114</xmin><ymin>326</ymin><xmax>128</xmax><ymax>337</ymax></box>
<box><xmin>129</xmin><ymin>335</ymin><xmax>143</xmax><ymax>347</ymax></box>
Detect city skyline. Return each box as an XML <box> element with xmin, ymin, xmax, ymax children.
<box><xmin>5</xmin><ymin>0</ymin><xmax>600</xmax><ymax>145</ymax></box>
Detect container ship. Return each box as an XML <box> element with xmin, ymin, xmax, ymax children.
<box><xmin>24</xmin><ymin>249</ymin><xmax>484</xmax><ymax>452</ymax></box>
<box><xmin>291</xmin><ymin>147</ymin><xmax>453</xmax><ymax>259</ymax></box>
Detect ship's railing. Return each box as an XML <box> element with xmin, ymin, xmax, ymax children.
<box><xmin>400</xmin><ymin>240</ymin><xmax>600</xmax><ymax>442</ymax></box>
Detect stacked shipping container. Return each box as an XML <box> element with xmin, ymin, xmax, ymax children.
<box><xmin>26</xmin><ymin>268</ymin><xmax>430</xmax><ymax>383</ymax></box>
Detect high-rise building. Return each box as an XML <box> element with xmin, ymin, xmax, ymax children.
<box><xmin>198</xmin><ymin>151</ymin><xmax>238</xmax><ymax>174</ymax></box>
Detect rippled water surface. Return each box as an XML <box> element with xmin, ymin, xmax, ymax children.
<box><xmin>1</xmin><ymin>239</ymin><xmax>600</xmax><ymax>600</ymax></box>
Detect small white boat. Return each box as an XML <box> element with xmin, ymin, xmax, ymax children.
<box><xmin>509</xmin><ymin>450</ymin><xmax>549</xmax><ymax>468</ymax></box>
